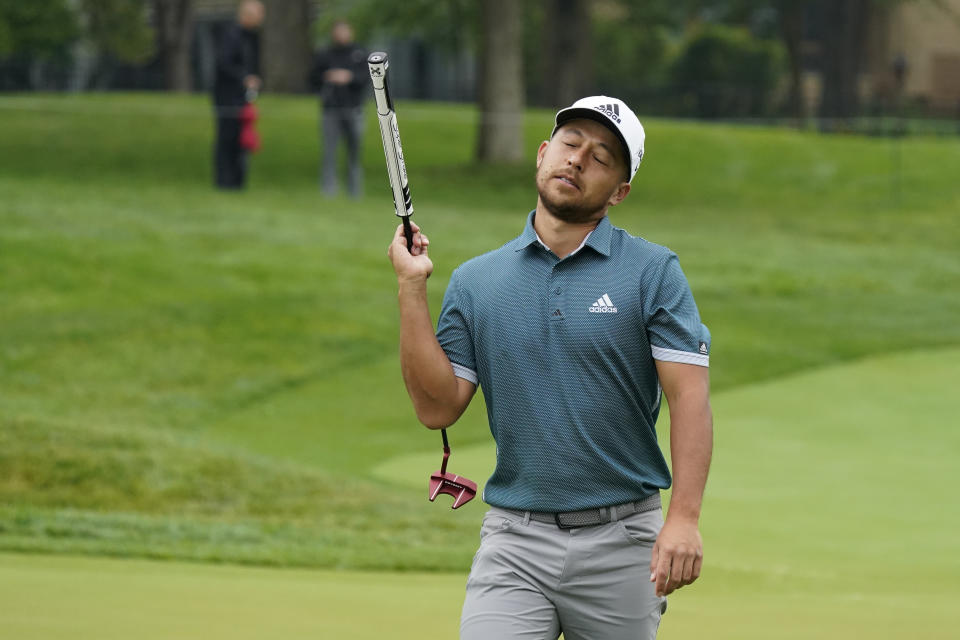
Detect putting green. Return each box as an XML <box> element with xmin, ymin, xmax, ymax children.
<box><xmin>1</xmin><ymin>548</ymin><xmax>956</xmax><ymax>640</ymax></box>
<box><xmin>0</xmin><ymin>553</ymin><xmax>465</xmax><ymax>640</ymax></box>
<box><xmin>367</xmin><ymin>347</ymin><xmax>960</xmax><ymax>637</ymax></box>
<box><xmin>373</xmin><ymin>346</ymin><xmax>960</xmax><ymax>511</ymax></box>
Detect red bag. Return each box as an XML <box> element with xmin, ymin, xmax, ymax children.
<box><xmin>239</xmin><ymin>102</ymin><xmax>261</xmax><ymax>153</ymax></box>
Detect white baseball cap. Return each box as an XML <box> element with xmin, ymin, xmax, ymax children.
<box><xmin>553</xmin><ymin>95</ymin><xmax>645</xmax><ymax>181</ymax></box>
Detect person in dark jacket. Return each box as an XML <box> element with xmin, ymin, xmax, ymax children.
<box><xmin>213</xmin><ymin>0</ymin><xmax>264</xmax><ymax>190</ymax></box>
<box><xmin>310</xmin><ymin>20</ymin><xmax>368</xmax><ymax>198</ymax></box>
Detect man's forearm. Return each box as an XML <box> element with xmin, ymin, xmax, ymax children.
<box><xmin>398</xmin><ymin>279</ymin><xmax>463</xmax><ymax>426</ymax></box>
<box><xmin>667</xmin><ymin>392</ymin><xmax>713</xmax><ymax>522</ymax></box>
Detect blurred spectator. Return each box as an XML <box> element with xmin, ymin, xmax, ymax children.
<box><xmin>310</xmin><ymin>20</ymin><xmax>368</xmax><ymax>198</ymax></box>
<box><xmin>213</xmin><ymin>0</ymin><xmax>264</xmax><ymax>190</ymax></box>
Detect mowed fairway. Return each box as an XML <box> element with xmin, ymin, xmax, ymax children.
<box><xmin>1</xmin><ymin>94</ymin><xmax>959</xmax><ymax>637</ymax></box>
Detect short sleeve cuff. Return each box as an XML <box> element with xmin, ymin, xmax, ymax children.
<box><xmin>451</xmin><ymin>362</ymin><xmax>479</xmax><ymax>385</ymax></box>
<box><xmin>651</xmin><ymin>345</ymin><xmax>709</xmax><ymax>368</ymax></box>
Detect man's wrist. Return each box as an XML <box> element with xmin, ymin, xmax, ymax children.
<box><xmin>397</xmin><ymin>276</ymin><xmax>429</xmax><ymax>293</ymax></box>
<box><xmin>665</xmin><ymin>501</ymin><xmax>701</xmax><ymax>524</ymax></box>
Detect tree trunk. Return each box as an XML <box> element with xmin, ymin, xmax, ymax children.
<box><xmin>154</xmin><ymin>0</ymin><xmax>194</xmax><ymax>91</ymax></box>
<box><xmin>541</xmin><ymin>0</ymin><xmax>593</xmax><ymax>108</ymax></box>
<box><xmin>819</xmin><ymin>0</ymin><xmax>870</xmax><ymax>124</ymax></box>
<box><xmin>477</xmin><ymin>0</ymin><xmax>525</xmax><ymax>163</ymax></box>
<box><xmin>262</xmin><ymin>0</ymin><xmax>312</xmax><ymax>93</ymax></box>
<box><xmin>777</xmin><ymin>0</ymin><xmax>805</xmax><ymax>121</ymax></box>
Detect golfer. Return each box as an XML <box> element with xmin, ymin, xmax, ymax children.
<box><xmin>388</xmin><ymin>96</ymin><xmax>713</xmax><ymax>639</ymax></box>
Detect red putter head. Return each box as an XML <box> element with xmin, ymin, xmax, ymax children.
<box><xmin>428</xmin><ymin>436</ymin><xmax>477</xmax><ymax>509</ymax></box>
<box><xmin>429</xmin><ymin>469</ymin><xmax>478</xmax><ymax>509</ymax></box>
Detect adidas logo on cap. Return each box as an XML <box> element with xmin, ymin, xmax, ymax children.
<box><xmin>594</xmin><ymin>103</ymin><xmax>621</xmax><ymax>124</ymax></box>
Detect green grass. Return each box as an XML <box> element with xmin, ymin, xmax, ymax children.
<box><xmin>0</xmin><ymin>553</ymin><xmax>466</xmax><ymax>639</ymax></box>
<box><xmin>0</xmin><ymin>417</ymin><xmax>473</xmax><ymax>570</ymax></box>
<box><xmin>5</xmin><ymin>346</ymin><xmax>960</xmax><ymax>640</ymax></box>
<box><xmin>1</xmin><ymin>93</ymin><xmax>959</xmax><ymax>636</ymax></box>
<box><xmin>5</xmin><ymin>349</ymin><xmax>955</xmax><ymax>638</ymax></box>
<box><xmin>373</xmin><ymin>349</ymin><xmax>960</xmax><ymax>602</ymax></box>
<box><xmin>5</xmin><ymin>550</ymin><xmax>956</xmax><ymax>640</ymax></box>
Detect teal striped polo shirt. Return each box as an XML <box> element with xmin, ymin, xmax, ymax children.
<box><xmin>436</xmin><ymin>211</ymin><xmax>710</xmax><ymax>512</ymax></box>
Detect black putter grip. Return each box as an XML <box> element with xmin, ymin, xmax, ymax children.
<box><xmin>441</xmin><ymin>428</ymin><xmax>449</xmax><ymax>450</ymax></box>
<box><xmin>402</xmin><ymin>215</ymin><xmax>414</xmax><ymax>252</ymax></box>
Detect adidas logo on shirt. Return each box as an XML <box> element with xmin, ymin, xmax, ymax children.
<box><xmin>594</xmin><ymin>103</ymin><xmax>622</xmax><ymax>124</ymax></box>
<box><xmin>589</xmin><ymin>294</ymin><xmax>618</xmax><ymax>313</ymax></box>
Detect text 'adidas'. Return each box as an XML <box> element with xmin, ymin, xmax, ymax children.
<box><xmin>589</xmin><ymin>294</ymin><xmax>618</xmax><ymax>313</ymax></box>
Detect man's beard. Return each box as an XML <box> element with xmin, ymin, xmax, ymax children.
<box><xmin>535</xmin><ymin>168</ymin><xmax>609</xmax><ymax>224</ymax></box>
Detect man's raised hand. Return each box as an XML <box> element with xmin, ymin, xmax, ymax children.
<box><xmin>388</xmin><ymin>221</ymin><xmax>432</xmax><ymax>282</ymax></box>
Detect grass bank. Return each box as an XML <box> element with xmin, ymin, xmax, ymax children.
<box><xmin>0</xmin><ymin>93</ymin><xmax>958</xmax><ymax>574</ymax></box>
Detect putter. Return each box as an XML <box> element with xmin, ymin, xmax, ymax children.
<box><xmin>429</xmin><ymin>429</ymin><xmax>478</xmax><ymax>509</ymax></box>
<box><xmin>368</xmin><ymin>51</ymin><xmax>477</xmax><ymax>509</ymax></box>
<box><xmin>367</xmin><ymin>52</ymin><xmax>414</xmax><ymax>250</ymax></box>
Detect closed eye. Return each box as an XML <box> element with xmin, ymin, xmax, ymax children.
<box><xmin>594</xmin><ymin>156</ymin><xmax>608</xmax><ymax>166</ymax></box>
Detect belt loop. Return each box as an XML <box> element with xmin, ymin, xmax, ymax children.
<box><xmin>609</xmin><ymin>505</ymin><xmax>620</xmax><ymax>523</ymax></box>
<box><xmin>523</xmin><ymin>511</ymin><xmax>531</xmax><ymax>526</ymax></box>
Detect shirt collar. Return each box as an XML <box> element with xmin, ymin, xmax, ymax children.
<box><xmin>514</xmin><ymin>210</ymin><xmax>613</xmax><ymax>258</ymax></box>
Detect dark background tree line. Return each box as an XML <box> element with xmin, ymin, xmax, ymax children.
<box><xmin>0</xmin><ymin>0</ymin><xmax>954</xmax><ymax>163</ymax></box>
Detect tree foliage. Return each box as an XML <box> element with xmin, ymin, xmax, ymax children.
<box><xmin>80</xmin><ymin>0</ymin><xmax>154</xmax><ymax>64</ymax></box>
<box><xmin>0</xmin><ymin>0</ymin><xmax>79</xmax><ymax>60</ymax></box>
<box><xmin>672</xmin><ymin>24</ymin><xmax>785</xmax><ymax>117</ymax></box>
<box><xmin>590</xmin><ymin>2</ymin><xmax>675</xmax><ymax>104</ymax></box>
<box><xmin>316</xmin><ymin>0</ymin><xmax>477</xmax><ymax>52</ymax></box>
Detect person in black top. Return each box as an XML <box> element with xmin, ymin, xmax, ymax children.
<box><xmin>310</xmin><ymin>20</ymin><xmax>368</xmax><ymax>198</ymax></box>
<box><xmin>213</xmin><ymin>0</ymin><xmax>264</xmax><ymax>190</ymax></box>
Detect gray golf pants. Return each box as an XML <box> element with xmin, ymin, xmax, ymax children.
<box><xmin>321</xmin><ymin>106</ymin><xmax>363</xmax><ymax>197</ymax></box>
<box><xmin>461</xmin><ymin>505</ymin><xmax>667</xmax><ymax>639</ymax></box>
